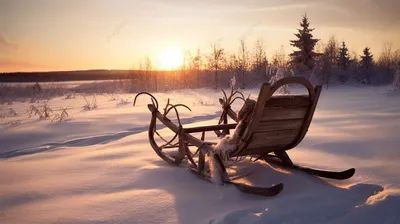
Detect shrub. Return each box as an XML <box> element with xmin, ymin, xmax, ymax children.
<box><xmin>27</xmin><ymin>103</ymin><xmax>53</xmax><ymax>119</ymax></box>
<box><xmin>52</xmin><ymin>107</ymin><xmax>71</xmax><ymax>123</ymax></box>
<box><xmin>82</xmin><ymin>95</ymin><xmax>97</xmax><ymax>110</ymax></box>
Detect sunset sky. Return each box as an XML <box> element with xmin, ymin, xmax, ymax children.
<box><xmin>1</xmin><ymin>0</ymin><xmax>399</xmax><ymax>72</ymax></box>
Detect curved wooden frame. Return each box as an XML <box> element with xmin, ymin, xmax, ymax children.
<box><xmin>232</xmin><ymin>77</ymin><xmax>322</xmax><ymax>158</ymax></box>
<box><xmin>147</xmin><ymin>104</ymin><xmax>237</xmax><ymax>166</ymax></box>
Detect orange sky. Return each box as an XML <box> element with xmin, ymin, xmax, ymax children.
<box><xmin>1</xmin><ymin>0</ymin><xmax>399</xmax><ymax>72</ymax></box>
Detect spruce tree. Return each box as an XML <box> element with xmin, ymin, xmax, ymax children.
<box><xmin>361</xmin><ymin>47</ymin><xmax>373</xmax><ymax>68</ymax></box>
<box><xmin>337</xmin><ymin>41</ymin><xmax>350</xmax><ymax>70</ymax></box>
<box><xmin>289</xmin><ymin>14</ymin><xmax>320</xmax><ymax>70</ymax></box>
<box><xmin>359</xmin><ymin>47</ymin><xmax>374</xmax><ymax>84</ymax></box>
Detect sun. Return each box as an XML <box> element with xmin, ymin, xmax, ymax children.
<box><xmin>160</xmin><ymin>49</ymin><xmax>184</xmax><ymax>70</ymax></box>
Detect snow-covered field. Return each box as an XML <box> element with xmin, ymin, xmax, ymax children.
<box><xmin>1</xmin><ymin>85</ymin><xmax>400</xmax><ymax>224</ymax></box>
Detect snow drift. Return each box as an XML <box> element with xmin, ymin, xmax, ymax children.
<box><xmin>1</xmin><ymin>85</ymin><xmax>399</xmax><ymax>224</ymax></box>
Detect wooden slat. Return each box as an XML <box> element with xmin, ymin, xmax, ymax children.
<box><xmin>234</xmin><ymin>144</ymin><xmax>287</xmax><ymax>156</ymax></box>
<box><xmin>241</xmin><ymin>83</ymin><xmax>273</xmax><ymax>140</ymax></box>
<box><xmin>254</xmin><ymin>119</ymin><xmax>304</xmax><ymax>133</ymax></box>
<box><xmin>231</xmin><ymin>79</ymin><xmax>319</xmax><ymax>158</ymax></box>
<box><xmin>246</xmin><ymin>130</ymin><xmax>298</xmax><ymax>149</ymax></box>
<box><xmin>260</xmin><ymin>107</ymin><xmax>307</xmax><ymax>121</ymax></box>
<box><xmin>183</xmin><ymin>123</ymin><xmax>237</xmax><ymax>133</ymax></box>
<box><xmin>289</xmin><ymin>85</ymin><xmax>323</xmax><ymax>148</ymax></box>
<box><xmin>266</xmin><ymin>95</ymin><xmax>310</xmax><ymax>107</ymax></box>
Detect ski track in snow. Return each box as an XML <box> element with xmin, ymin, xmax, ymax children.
<box><xmin>0</xmin><ymin>86</ymin><xmax>400</xmax><ymax>224</ymax></box>
<box><xmin>0</xmin><ymin>112</ymin><xmax>220</xmax><ymax>159</ymax></box>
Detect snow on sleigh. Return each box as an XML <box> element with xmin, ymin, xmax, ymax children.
<box><xmin>134</xmin><ymin>77</ymin><xmax>355</xmax><ymax>197</ymax></box>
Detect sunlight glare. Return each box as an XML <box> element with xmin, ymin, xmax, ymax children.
<box><xmin>160</xmin><ymin>49</ymin><xmax>184</xmax><ymax>70</ymax></box>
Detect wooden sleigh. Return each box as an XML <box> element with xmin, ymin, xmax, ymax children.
<box><xmin>134</xmin><ymin>77</ymin><xmax>355</xmax><ymax>197</ymax></box>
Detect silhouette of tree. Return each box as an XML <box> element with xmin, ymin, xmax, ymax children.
<box><xmin>321</xmin><ymin>36</ymin><xmax>339</xmax><ymax>87</ymax></box>
<box><xmin>338</xmin><ymin>41</ymin><xmax>351</xmax><ymax>70</ymax></box>
<box><xmin>359</xmin><ymin>47</ymin><xmax>374</xmax><ymax>84</ymax></box>
<box><xmin>145</xmin><ymin>56</ymin><xmax>153</xmax><ymax>90</ymax></box>
<box><xmin>376</xmin><ymin>42</ymin><xmax>397</xmax><ymax>84</ymax></box>
<box><xmin>252</xmin><ymin>39</ymin><xmax>268</xmax><ymax>77</ymax></box>
<box><xmin>238</xmin><ymin>39</ymin><xmax>249</xmax><ymax>88</ymax></box>
<box><xmin>289</xmin><ymin>14</ymin><xmax>320</xmax><ymax>71</ymax></box>
<box><xmin>181</xmin><ymin>50</ymin><xmax>193</xmax><ymax>88</ymax></box>
<box><xmin>271</xmin><ymin>45</ymin><xmax>287</xmax><ymax>69</ymax></box>
<box><xmin>227</xmin><ymin>53</ymin><xmax>239</xmax><ymax>74</ymax></box>
<box><xmin>192</xmin><ymin>48</ymin><xmax>203</xmax><ymax>88</ymax></box>
<box><xmin>361</xmin><ymin>48</ymin><xmax>373</xmax><ymax>68</ymax></box>
<box><xmin>137</xmin><ymin>60</ymin><xmax>145</xmax><ymax>91</ymax></box>
<box><xmin>208</xmin><ymin>42</ymin><xmax>225</xmax><ymax>89</ymax></box>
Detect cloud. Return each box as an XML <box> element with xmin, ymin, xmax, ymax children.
<box><xmin>142</xmin><ymin>0</ymin><xmax>399</xmax><ymax>31</ymax></box>
<box><xmin>0</xmin><ymin>35</ymin><xmax>48</xmax><ymax>72</ymax></box>
<box><xmin>0</xmin><ymin>57</ymin><xmax>49</xmax><ymax>72</ymax></box>
<box><xmin>152</xmin><ymin>0</ymin><xmax>317</xmax><ymax>11</ymax></box>
<box><xmin>0</xmin><ymin>34</ymin><xmax>18</xmax><ymax>53</ymax></box>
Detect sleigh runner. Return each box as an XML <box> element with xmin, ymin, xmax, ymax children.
<box><xmin>134</xmin><ymin>77</ymin><xmax>355</xmax><ymax>197</ymax></box>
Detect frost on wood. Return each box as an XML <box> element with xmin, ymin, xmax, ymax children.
<box><xmin>208</xmin><ymin>132</ymin><xmax>237</xmax><ymax>184</ymax></box>
<box><xmin>208</xmin><ymin>99</ymin><xmax>256</xmax><ymax>184</ymax></box>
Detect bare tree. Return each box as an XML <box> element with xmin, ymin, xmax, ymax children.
<box><xmin>181</xmin><ymin>50</ymin><xmax>193</xmax><ymax>88</ymax></box>
<box><xmin>252</xmin><ymin>38</ymin><xmax>267</xmax><ymax>76</ymax></box>
<box><xmin>325</xmin><ymin>36</ymin><xmax>339</xmax><ymax>64</ymax></box>
<box><xmin>238</xmin><ymin>39</ymin><xmax>249</xmax><ymax>88</ymax></box>
<box><xmin>145</xmin><ymin>56</ymin><xmax>153</xmax><ymax>91</ymax></box>
<box><xmin>192</xmin><ymin>47</ymin><xmax>203</xmax><ymax>88</ymax></box>
<box><xmin>271</xmin><ymin>45</ymin><xmax>287</xmax><ymax>69</ymax></box>
<box><xmin>208</xmin><ymin>42</ymin><xmax>225</xmax><ymax>89</ymax></box>
<box><xmin>227</xmin><ymin>53</ymin><xmax>239</xmax><ymax>73</ymax></box>
<box><xmin>321</xmin><ymin>36</ymin><xmax>339</xmax><ymax>87</ymax></box>
<box><xmin>128</xmin><ymin>63</ymin><xmax>137</xmax><ymax>92</ymax></box>
<box><xmin>378</xmin><ymin>42</ymin><xmax>394</xmax><ymax>69</ymax></box>
<box><xmin>377</xmin><ymin>42</ymin><xmax>395</xmax><ymax>84</ymax></box>
<box><xmin>269</xmin><ymin>46</ymin><xmax>288</xmax><ymax>82</ymax></box>
<box><xmin>394</xmin><ymin>50</ymin><xmax>400</xmax><ymax>67</ymax></box>
<box><xmin>350</xmin><ymin>51</ymin><xmax>359</xmax><ymax>66</ymax></box>
<box><xmin>393</xmin><ymin>49</ymin><xmax>400</xmax><ymax>67</ymax></box>
<box><xmin>138</xmin><ymin>60</ymin><xmax>145</xmax><ymax>91</ymax></box>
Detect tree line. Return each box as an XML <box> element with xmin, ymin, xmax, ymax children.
<box><xmin>132</xmin><ymin>14</ymin><xmax>400</xmax><ymax>92</ymax></box>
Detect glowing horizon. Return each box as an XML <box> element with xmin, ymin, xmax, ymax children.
<box><xmin>1</xmin><ymin>0</ymin><xmax>400</xmax><ymax>72</ymax></box>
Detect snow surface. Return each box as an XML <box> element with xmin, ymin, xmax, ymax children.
<box><xmin>1</xmin><ymin>85</ymin><xmax>400</xmax><ymax>224</ymax></box>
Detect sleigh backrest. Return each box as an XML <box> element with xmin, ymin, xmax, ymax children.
<box><xmin>233</xmin><ymin>77</ymin><xmax>322</xmax><ymax>157</ymax></box>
